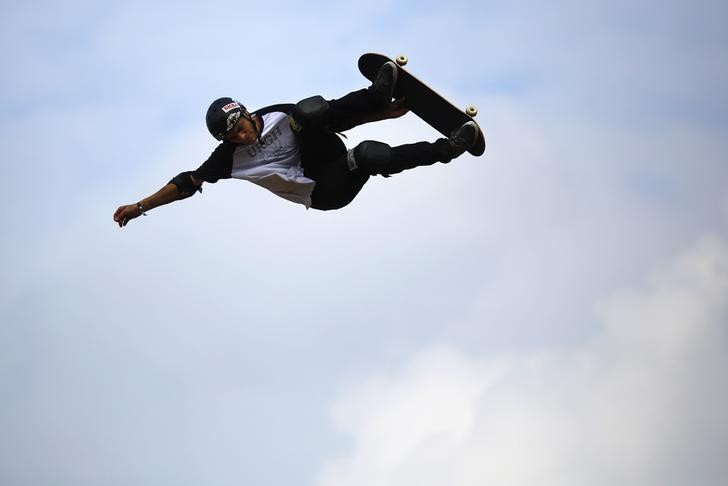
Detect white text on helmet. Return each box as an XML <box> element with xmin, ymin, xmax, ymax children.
<box><xmin>222</xmin><ymin>102</ymin><xmax>240</xmax><ymax>113</ymax></box>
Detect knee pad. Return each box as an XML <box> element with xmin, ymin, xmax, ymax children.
<box><xmin>347</xmin><ymin>140</ymin><xmax>392</xmax><ymax>171</ymax></box>
<box><xmin>290</xmin><ymin>95</ymin><xmax>330</xmax><ymax>133</ymax></box>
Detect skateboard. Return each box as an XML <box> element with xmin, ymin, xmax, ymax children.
<box><xmin>358</xmin><ymin>53</ymin><xmax>486</xmax><ymax>157</ymax></box>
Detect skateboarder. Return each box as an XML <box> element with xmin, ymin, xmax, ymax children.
<box><xmin>113</xmin><ymin>62</ymin><xmax>479</xmax><ymax>227</ymax></box>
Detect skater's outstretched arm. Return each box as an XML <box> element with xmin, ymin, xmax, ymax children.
<box><xmin>113</xmin><ymin>176</ymin><xmax>202</xmax><ymax>228</ymax></box>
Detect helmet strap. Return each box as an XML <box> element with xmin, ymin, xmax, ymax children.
<box><xmin>244</xmin><ymin>111</ymin><xmax>263</xmax><ymax>145</ymax></box>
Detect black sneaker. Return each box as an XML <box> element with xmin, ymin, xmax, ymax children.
<box><xmin>448</xmin><ymin>121</ymin><xmax>479</xmax><ymax>158</ymax></box>
<box><xmin>371</xmin><ymin>61</ymin><xmax>398</xmax><ymax>102</ymax></box>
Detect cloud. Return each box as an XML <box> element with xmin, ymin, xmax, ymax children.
<box><xmin>2</xmin><ymin>2</ymin><xmax>727</xmax><ymax>485</ymax></box>
<box><xmin>318</xmin><ymin>234</ymin><xmax>728</xmax><ymax>486</ymax></box>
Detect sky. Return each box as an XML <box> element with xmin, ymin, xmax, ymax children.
<box><xmin>1</xmin><ymin>0</ymin><xmax>727</xmax><ymax>485</ymax></box>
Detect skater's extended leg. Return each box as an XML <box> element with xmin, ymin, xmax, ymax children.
<box><xmin>346</xmin><ymin>121</ymin><xmax>480</xmax><ymax>176</ymax></box>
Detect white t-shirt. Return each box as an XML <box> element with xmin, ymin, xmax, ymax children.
<box><xmin>229</xmin><ymin>111</ymin><xmax>316</xmax><ymax>208</ymax></box>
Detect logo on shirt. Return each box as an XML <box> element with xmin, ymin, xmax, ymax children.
<box><xmin>246</xmin><ymin>125</ymin><xmax>283</xmax><ymax>158</ymax></box>
<box><xmin>222</xmin><ymin>102</ymin><xmax>240</xmax><ymax>113</ymax></box>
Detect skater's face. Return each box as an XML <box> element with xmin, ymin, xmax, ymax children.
<box><xmin>224</xmin><ymin>113</ymin><xmax>258</xmax><ymax>145</ymax></box>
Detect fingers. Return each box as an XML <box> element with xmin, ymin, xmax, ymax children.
<box><xmin>114</xmin><ymin>209</ymin><xmax>124</xmax><ymax>227</ymax></box>
<box><xmin>389</xmin><ymin>98</ymin><xmax>409</xmax><ymax>117</ymax></box>
<box><xmin>114</xmin><ymin>205</ymin><xmax>134</xmax><ymax>228</ymax></box>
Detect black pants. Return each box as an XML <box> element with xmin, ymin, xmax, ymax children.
<box><xmin>302</xmin><ymin>88</ymin><xmax>453</xmax><ymax>210</ymax></box>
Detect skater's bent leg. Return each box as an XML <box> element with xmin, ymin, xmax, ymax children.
<box><xmin>325</xmin><ymin>88</ymin><xmax>393</xmax><ymax>132</ymax></box>
<box><xmin>325</xmin><ymin>63</ymin><xmax>397</xmax><ymax>131</ymax></box>
<box><xmin>291</xmin><ymin>89</ymin><xmax>385</xmax><ymax>134</ymax></box>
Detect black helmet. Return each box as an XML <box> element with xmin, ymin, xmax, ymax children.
<box><xmin>206</xmin><ymin>97</ymin><xmax>246</xmax><ymax>140</ymax></box>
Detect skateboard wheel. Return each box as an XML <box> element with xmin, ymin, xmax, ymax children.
<box><xmin>466</xmin><ymin>105</ymin><xmax>478</xmax><ymax>117</ymax></box>
<box><xmin>395</xmin><ymin>54</ymin><xmax>408</xmax><ymax>66</ymax></box>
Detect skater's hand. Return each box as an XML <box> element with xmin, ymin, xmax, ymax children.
<box><xmin>114</xmin><ymin>204</ymin><xmax>143</xmax><ymax>228</ymax></box>
<box><xmin>380</xmin><ymin>97</ymin><xmax>409</xmax><ymax>120</ymax></box>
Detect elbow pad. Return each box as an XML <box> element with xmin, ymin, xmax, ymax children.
<box><xmin>169</xmin><ymin>171</ymin><xmax>202</xmax><ymax>199</ymax></box>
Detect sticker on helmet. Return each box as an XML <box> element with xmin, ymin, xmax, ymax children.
<box><xmin>222</xmin><ymin>102</ymin><xmax>240</xmax><ymax>113</ymax></box>
<box><xmin>226</xmin><ymin>112</ymin><xmax>241</xmax><ymax>131</ymax></box>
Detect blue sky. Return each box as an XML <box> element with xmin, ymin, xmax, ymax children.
<box><xmin>1</xmin><ymin>1</ymin><xmax>727</xmax><ymax>485</ymax></box>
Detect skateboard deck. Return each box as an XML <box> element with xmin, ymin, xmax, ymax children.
<box><xmin>358</xmin><ymin>53</ymin><xmax>485</xmax><ymax>157</ymax></box>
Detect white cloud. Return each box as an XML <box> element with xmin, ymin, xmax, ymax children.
<box><xmin>2</xmin><ymin>1</ymin><xmax>727</xmax><ymax>485</ymax></box>
<box><xmin>318</xmin><ymin>235</ymin><xmax>728</xmax><ymax>486</ymax></box>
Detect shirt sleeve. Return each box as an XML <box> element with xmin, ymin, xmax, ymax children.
<box><xmin>192</xmin><ymin>141</ymin><xmax>236</xmax><ymax>183</ymax></box>
<box><xmin>168</xmin><ymin>141</ymin><xmax>236</xmax><ymax>199</ymax></box>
